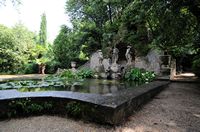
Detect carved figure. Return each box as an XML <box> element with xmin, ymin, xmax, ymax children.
<box><xmin>125</xmin><ymin>46</ymin><xmax>132</xmax><ymax>64</ymax></box>
<box><xmin>112</xmin><ymin>47</ymin><xmax>119</xmax><ymax>64</ymax></box>
<box><xmin>71</xmin><ymin>61</ymin><xmax>77</xmax><ymax>72</ymax></box>
<box><xmin>97</xmin><ymin>50</ymin><xmax>103</xmax><ymax>66</ymax></box>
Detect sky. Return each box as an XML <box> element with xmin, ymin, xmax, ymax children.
<box><xmin>0</xmin><ymin>0</ymin><xmax>72</xmax><ymax>42</ymax></box>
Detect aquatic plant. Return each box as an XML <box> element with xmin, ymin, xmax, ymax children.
<box><xmin>77</xmin><ymin>68</ymin><xmax>94</xmax><ymax>79</ymax></box>
<box><xmin>124</xmin><ymin>68</ymin><xmax>156</xmax><ymax>83</ymax></box>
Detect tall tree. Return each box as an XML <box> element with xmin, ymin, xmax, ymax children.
<box><xmin>53</xmin><ymin>25</ymin><xmax>80</xmax><ymax>68</ymax></box>
<box><xmin>0</xmin><ymin>23</ymin><xmax>37</xmax><ymax>73</ymax></box>
<box><xmin>0</xmin><ymin>0</ymin><xmax>21</xmax><ymax>7</ymax></box>
<box><xmin>39</xmin><ymin>13</ymin><xmax>47</xmax><ymax>45</ymax></box>
<box><xmin>66</xmin><ymin>0</ymin><xmax>109</xmax><ymax>52</ymax></box>
<box><xmin>64</xmin><ymin>0</ymin><xmax>200</xmax><ymax>58</ymax></box>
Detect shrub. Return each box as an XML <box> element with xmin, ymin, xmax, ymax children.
<box><xmin>124</xmin><ymin>68</ymin><xmax>156</xmax><ymax>83</ymax></box>
<box><xmin>59</xmin><ymin>69</ymin><xmax>78</xmax><ymax>79</ymax></box>
<box><xmin>192</xmin><ymin>56</ymin><xmax>200</xmax><ymax>77</ymax></box>
<box><xmin>77</xmin><ymin>68</ymin><xmax>94</xmax><ymax>78</ymax></box>
<box><xmin>45</xmin><ymin>61</ymin><xmax>60</xmax><ymax>74</ymax></box>
<box><xmin>6</xmin><ymin>98</ymin><xmax>54</xmax><ymax>117</ymax></box>
<box><xmin>65</xmin><ymin>101</ymin><xmax>82</xmax><ymax>117</ymax></box>
<box><xmin>58</xmin><ymin>70</ymin><xmax>81</xmax><ymax>85</ymax></box>
<box><xmin>24</xmin><ymin>63</ymin><xmax>38</xmax><ymax>74</ymax></box>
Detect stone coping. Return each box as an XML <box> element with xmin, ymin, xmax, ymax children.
<box><xmin>0</xmin><ymin>81</ymin><xmax>169</xmax><ymax>108</ymax></box>
<box><xmin>0</xmin><ymin>81</ymin><xmax>169</xmax><ymax>124</ymax></box>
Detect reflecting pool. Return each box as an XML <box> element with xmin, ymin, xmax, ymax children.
<box><xmin>0</xmin><ymin>79</ymin><xmax>140</xmax><ymax>94</ymax></box>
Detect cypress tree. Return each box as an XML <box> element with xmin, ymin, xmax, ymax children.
<box><xmin>39</xmin><ymin>13</ymin><xmax>47</xmax><ymax>45</ymax></box>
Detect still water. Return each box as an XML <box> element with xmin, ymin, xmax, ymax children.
<box><xmin>0</xmin><ymin>79</ymin><xmax>140</xmax><ymax>94</ymax></box>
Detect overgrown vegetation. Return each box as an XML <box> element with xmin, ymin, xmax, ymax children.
<box><xmin>192</xmin><ymin>56</ymin><xmax>200</xmax><ymax>77</ymax></box>
<box><xmin>0</xmin><ymin>24</ymin><xmax>36</xmax><ymax>73</ymax></box>
<box><xmin>124</xmin><ymin>68</ymin><xmax>156</xmax><ymax>83</ymax></box>
<box><xmin>56</xmin><ymin>68</ymin><xmax>94</xmax><ymax>80</ymax></box>
<box><xmin>1</xmin><ymin>98</ymin><xmax>95</xmax><ymax>119</ymax></box>
<box><xmin>62</xmin><ymin>0</ymin><xmax>200</xmax><ymax>58</ymax></box>
<box><xmin>76</xmin><ymin>68</ymin><xmax>94</xmax><ymax>79</ymax></box>
<box><xmin>0</xmin><ymin>23</ymin><xmax>56</xmax><ymax>74</ymax></box>
<box><xmin>5</xmin><ymin>98</ymin><xmax>53</xmax><ymax>118</ymax></box>
<box><xmin>47</xmin><ymin>69</ymin><xmax>94</xmax><ymax>86</ymax></box>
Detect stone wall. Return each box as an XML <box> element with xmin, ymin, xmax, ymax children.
<box><xmin>135</xmin><ymin>50</ymin><xmax>163</xmax><ymax>74</ymax></box>
<box><xmin>90</xmin><ymin>52</ymin><xmax>101</xmax><ymax>70</ymax></box>
<box><xmin>80</xmin><ymin>49</ymin><xmax>164</xmax><ymax>75</ymax></box>
<box><xmin>88</xmin><ymin>51</ymin><xmax>109</xmax><ymax>72</ymax></box>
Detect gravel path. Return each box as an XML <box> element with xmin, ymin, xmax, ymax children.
<box><xmin>0</xmin><ymin>82</ymin><xmax>200</xmax><ymax>132</ymax></box>
<box><xmin>0</xmin><ymin>74</ymin><xmax>46</xmax><ymax>82</ymax></box>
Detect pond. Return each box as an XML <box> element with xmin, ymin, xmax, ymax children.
<box><xmin>0</xmin><ymin>79</ymin><xmax>140</xmax><ymax>94</ymax></box>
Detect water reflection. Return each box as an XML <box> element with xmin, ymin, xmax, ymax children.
<box><xmin>15</xmin><ymin>79</ymin><xmax>140</xmax><ymax>94</ymax></box>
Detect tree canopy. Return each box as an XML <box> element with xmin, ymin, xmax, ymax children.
<box><xmin>1</xmin><ymin>0</ymin><xmax>200</xmax><ymax>73</ymax></box>
<box><xmin>0</xmin><ymin>0</ymin><xmax>21</xmax><ymax>7</ymax></box>
<box><xmin>39</xmin><ymin>13</ymin><xmax>47</xmax><ymax>45</ymax></box>
<box><xmin>61</xmin><ymin>0</ymin><xmax>200</xmax><ymax>58</ymax></box>
<box><xmin>53</xmin><ymin>25</ymin><xmax>81</xmax><ymax>68</ymax></box>
<box><xmin>0</xmin><ymin>24</ymin><xmax>37</xmax><ymax>73</ymax></box>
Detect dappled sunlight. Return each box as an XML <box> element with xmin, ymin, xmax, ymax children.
<box><xmin>0</xmin><ymin>74</ymin><xmax>46</xmax><ymax>81</ymax></box>
<box><xmin>117</xmin><ymin>125</ymin><xmax>159</xmax><ymax>132</ymax></box>
<box><xmin>179</xmin><ymin>73</ymin><xmax>196</xmax><ymax>77</ymax></box>
<box><xmin>173</xmin><ymin>72</ymin><xmax>198</xmax><ymax>81</ymax></box>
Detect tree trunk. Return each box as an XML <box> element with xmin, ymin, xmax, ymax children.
<box><xmin>38</xmin><ymin>64</ymin><xmax>45</xmax><ymax>74</ymax></box>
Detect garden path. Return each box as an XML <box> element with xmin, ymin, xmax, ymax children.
<box><xmin>0</xmin><ymin>74</ymin><xmax>46</xmax><ymax>82</ymax></box>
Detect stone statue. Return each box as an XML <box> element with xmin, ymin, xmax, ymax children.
<box><xmin>95</xmin><ymin>50</ymin><xmax>106</xmax><ymax>78</ymax></box>
<box><xmin>112</xmin><ymin>47</ymin><xmax>119</xmax><ymax>64</ymax></box>
<box><xmin>125</xmin><ymin>46</ymin><xmax>132</xmax><ymax>64</ymax></box>
<box><xmin>71</xmin><ymin>61</ymin><xmax>77</xmax><ymax>72</ymax></box>
<box><xmin>97</xmin><ymin>50</ymin><xmax>103</xmax><ymax>66</ymax></box>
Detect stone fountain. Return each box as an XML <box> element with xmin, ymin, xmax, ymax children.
<box><xmin>88</xmin><ymin>46</ymin><xmax>133</xmax><ymax>79</ymax></box>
